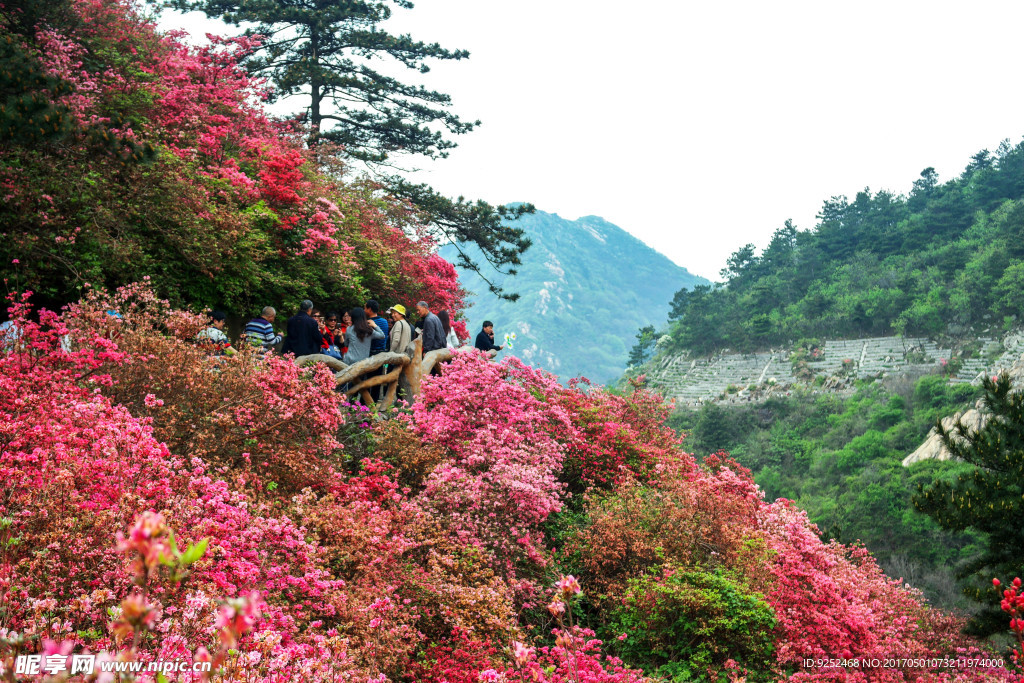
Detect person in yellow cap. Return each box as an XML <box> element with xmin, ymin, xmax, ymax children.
<box><xmin>387</xmin><ymin>304</ymin><xmax>413</xmax><ymax>355</ymax></box>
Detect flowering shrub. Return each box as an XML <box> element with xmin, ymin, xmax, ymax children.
<box><xmin>498</xmin><ymin>575</ymin><xmax>649</xmax><ymax>683</ymax></box>
<box><xmin>993</xmin><ymin>577</ymin><xmax>1024</xmax><ymax>677</ymax></box>
<box><xmin>366</xmin><ymin>419</ymin><xmax>448</xmax><ymax>491</ymax></box>
<box><xmin>557</xmin><ymin>378</ymin><xmax>682</xmax><ymax>496</ymax></box>
<box><xmin>0</xmin><ymin>288</ymin><xmax>1018</xmax><ymax>682</ymax></box>
<box><xmin>759</xmin><ymin>501</ymin><xmax>1012</xmax><ymax>682</ymax></box>
<box><xmin>411</xmin><ymin>353</ymin><xmax>571</xmax><ymax>584</ymax></box>
<box><xmin>562</xmin><ymin>454</ymin><xmax>762</xmax><ymax>603</ymax></box>
<box><xmin>0</xmin><ymin>295</ymin><xmax>365</xmax><ymax>680</ymax></box>
<box><xmin>403</xmin><ymin>628</ymin><xmax>502</xmax><ymax>683</ymax></box>
<box><xmin>500</xmin><ymin>634</ymin><xmax>650</xmax><ymax>683</ymax></box>
<box><xmin>63</xmin><ymin>282</ymin><xmax>347</xmax><ymax>494</ymax></box>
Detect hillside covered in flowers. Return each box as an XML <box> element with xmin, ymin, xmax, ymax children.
<box><xmin>1</xmin><ymin>0</ymin><xmax>1023</xmax><ymax>681</ymax></box>
<box><xmin>1</xmin><ymin>284</ymin><xmax>1018</xmax><ymax>682</ymax></box>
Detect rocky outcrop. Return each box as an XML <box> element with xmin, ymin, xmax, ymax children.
<box><xmin>902</xmin><ymin>350</ymin><xmax>1024</xmax><ymax>466</ymax></box>
<box><xmin>651</xmin><ymin>330</ymin><xmax>1024</xmax><ymax>410</ymax></box>
<box><xmin>901</xmin><ymin>408</ymin><xmax>985</xmax><ymax>466</ymax></box>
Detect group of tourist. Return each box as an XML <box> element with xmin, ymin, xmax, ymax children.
<box><xmin>197</xmin><ymin>299</ymin><xmax>507</xmax><ymax>364</ymax></box>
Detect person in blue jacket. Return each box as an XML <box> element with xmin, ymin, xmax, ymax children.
<box><xmin>474</xmin><ymin>321</ymin><xmax>505</xmax><ymax>353</ymax></box>
<box><xmin>364</xmin><ymin>299</ymin><xmax>390</xmax><ymax>400</ymax></box>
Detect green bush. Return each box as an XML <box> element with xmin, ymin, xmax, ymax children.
<box><xmin>672</xmin><ymin>372</ymin><xmax>984</xmax><ymax>611</ymax></box>
<box><xmin>610</xmin><ymin>566</ymin><xmax>777</xmax><ymax>682</ymax></box>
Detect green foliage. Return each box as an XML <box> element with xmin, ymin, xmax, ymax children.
<box><xmin>610</xmin><ymin>566</ymin><xmax>777</xmax><ymax>682</ymax></box>
<box><xmin>628</xmin><ymin>324</ymin><xmax>656</xmax><ymax>367</ymax></box>
<box><xmin>672</xmin><ymin>374</ymin><xmax>985</xmax><ymax>610</ymax></box>
<box><xmin>913</xmin><ymin>372</ymin><xmax>1024</xmax><ymax>634</ymax></box>
<box><xmin>991</xmin><ymin>261</ymin><xmax>1024</xmax><ymax>320</ymax></box>
<box><xmin>663</xmin><ymin>143</ymin><xmax>1024</xmax><ymax>354</ymax></box>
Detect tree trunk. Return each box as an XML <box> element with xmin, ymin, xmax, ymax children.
<box><xmin>310</xmin><ymin>28</ymin><xmax>321</xmax><ymax>139</ymax></box>
<box><xmin>421</xmin><ymin>348</ymin><xmax>453</xmax><ymax>376</ymax></box>
<box><xmin>333</xmin><ymin>352</ymin><xmax>409</xmax><ymax>386</ymax></box>
<box><xmin>345</xmin><ymin>364</ymin><xmax>402</xmax><ymax>397</ymax></box>
<box><xmin>403</xmin><ymin>338</ymin><xmax>423</xmax><ymax>401</ymax></box>
<box><xmin>294</xmin><ymin>353</ymin><xmax>348</xmax><ymax>372</ymax></box>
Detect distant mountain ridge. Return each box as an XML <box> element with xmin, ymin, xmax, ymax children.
<box><xmin>441</xmin><ymin>209</ymin><xmax>708</xmax><ymax>383</ymax></box>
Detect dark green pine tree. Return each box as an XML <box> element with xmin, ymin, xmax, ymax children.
<box><xmin>1</xmin><ymin>1</ymin><xmax>155</xmax><ymax>162</ymax></box>
<box><xmin>164</xmin><ymin>0</ymin><xmax>532</xmax><ymax>298</ymax></box>
<box><xmin>913</xmin><ymin>372</ymin><xmax>1024</xmax><ymax>635</ymax></box>
<box><xmin>628</xmin><ymin>325</ymin><xmax>657</xmax><ymax>367</ymax></box>
<box><xmin>0</xmin><ymin>32</ymin><xmax>77</xmax><ymax>147</ymax></box>
<box><xmin>164</xmin><ymin>0</ymin><xmax>474</xmax><ymax>161</ymax></box>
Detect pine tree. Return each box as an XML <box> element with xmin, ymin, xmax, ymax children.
<box><xmin>391</xmin><ymin>181</ymin><xmax>534</xmax><ymax>300</ymax></box>
<box><xmin>913</xmin><ymin>372</ymin><xmax>1024</xmax><ymax>634</ymax></box>
<box><xmin>628</xmin><ymin>325</ymin><xmax>656</xmax><ymax>367</ymax></box>
<box><xmin>167</xmin><ymin>0</ymin><xmax>472</xmax><ymax>162</ymax></box>
<box><xmin>0</xmin><ymin>32</ymin><xmax>77</xmax><ymax>147</ymax></box>
<box><xmin>164</xmin><ymin>0</ymin><xmax>533</xmax><ymax>297</ymax></box>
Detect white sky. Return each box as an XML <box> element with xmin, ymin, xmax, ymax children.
<box><xmin>158</xmin><ymin>1</ymin><xmax>1024</xmax><ymax>281</ymax></box>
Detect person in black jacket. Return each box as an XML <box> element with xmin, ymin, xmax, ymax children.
<box><xmin>281</xmin><ymin>300</ymin><xmax>322</xmax><ymax>357</ymax></box>
<box><xmin>474</xmin><ymin>321</ymin><xmax>505</xmax><ymax>353</ymax></box>
<box><xmin>416</xmin><ymin>301</ymin><xmax>446</xmax><ymax>353</ymax></box>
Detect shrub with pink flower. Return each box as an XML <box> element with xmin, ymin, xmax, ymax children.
<box><xmin>411</xmin><ymin>354</ymin><xmax>572</xmax><ymax>585</ymax></box>
<box><xmin>0</xmin><ymin>281</ymin><xmax>1017</xmax><ymax>683</ymax></box>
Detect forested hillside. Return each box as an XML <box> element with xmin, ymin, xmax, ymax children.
<box><xmin>665</xmin><ymin>145</ymin><xmax>1024</xmax><ymax>354</ymax></box>
<box><xmin>644</xmin><ymin>141</ymin><xmax>1024</xmax><ymax>638</ymax></box>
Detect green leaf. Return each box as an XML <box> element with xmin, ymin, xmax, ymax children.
<box><xmin>181</xmin><ymin>538</ymin><xmax>210</xmax><ymax>566</ymax></box>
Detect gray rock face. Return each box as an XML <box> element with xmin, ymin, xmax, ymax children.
<box><xmin>652</xmin><ymin>335</ymin><xmax>977</xmax><ymax>407</ymax></box>
<box><xmin>902</xmin><ymin>350</ymin><xmax>1024</xmax><ymax>466</ymax></box>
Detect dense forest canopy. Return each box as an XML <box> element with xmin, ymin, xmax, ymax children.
<box><xmin>665</xmin><ymin>141</ymin><xmax>1024</xmax><ymax>354</ymax></box>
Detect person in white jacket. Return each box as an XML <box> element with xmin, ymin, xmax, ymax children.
<box><xmin>387</xmin><ymin>304</ymin><xmax>413</xmax><ymax>355</ymax></box>
<box><xmin>438</xmin><ymin>309</ymin><xmax>459</xmax><ymax>349</ymax></box>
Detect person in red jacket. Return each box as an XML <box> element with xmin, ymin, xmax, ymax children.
<box><xmin>320</xmin><ymin>311</ymin><xmax>344</xmax><ymax>359</ymax></box>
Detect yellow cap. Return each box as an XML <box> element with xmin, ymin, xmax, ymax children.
<box><xmin>388</xmin><ymin>304</ymin><xmax>407</xmax><ymax>316</ymax></box>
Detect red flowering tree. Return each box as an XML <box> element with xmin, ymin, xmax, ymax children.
<box><xmin>0</xmin><ymin>0</ymin><xmax>465</xmax><ymax>319</ymax></box>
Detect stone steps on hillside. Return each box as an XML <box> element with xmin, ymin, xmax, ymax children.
<box><xmin>648</xmin><ymin>331</ymin><xmax>1024</xmax><ymax>407</ymax></box>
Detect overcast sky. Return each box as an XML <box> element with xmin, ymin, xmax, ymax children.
<box><xmin>160</xmin><ymin>1</ymin><xmax>1024</xmax><ymax>281</ymax></box>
